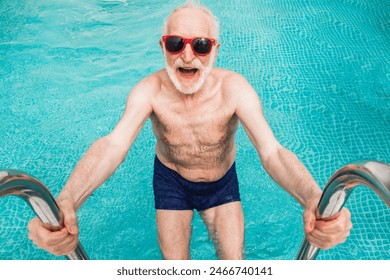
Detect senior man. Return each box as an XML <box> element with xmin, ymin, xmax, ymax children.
<box><xmin>28</xmin><ymin>2</ymin><xmax>352</xmax><ymax>260</ymax></box>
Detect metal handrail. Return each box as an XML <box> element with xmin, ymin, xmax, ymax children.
<box><xmin>296</xmin><ymin>160</ymin><xmax>390</xmax><ymax>260</ymax></box>
<box><xmin>0</xmin><ymin>170</ymin><xmax>89</xmax><ymax>260</ymax></box>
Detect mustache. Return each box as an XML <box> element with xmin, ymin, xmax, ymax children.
<box><xmin>173</xmin><ymin>57</ymin><xmax>204</xmax><ymax>70</ymax></box>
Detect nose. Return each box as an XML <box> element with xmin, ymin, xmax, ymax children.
<box><xmin>180</xmin><ymin>42</ymin><xmax>196</xmax><ymax>63</ymax></box>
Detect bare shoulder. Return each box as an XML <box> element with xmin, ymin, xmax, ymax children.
<box><xmin>214</xmin><ymin>68</ymin><xmax>252</xmax><ymax>93</ymax></box>
<box><xmin>122</xmin><ymin>73</ymin><xmax>163</xmax><ymax>118</ymax></box>
<box><xmin>125</xmin><ymin>71</ymin><xmax>164</xmax><ymax>108</ymax></box>
<box><xmin>130</xmin><ymin>71</ymin><xmax>162</xmax><ymax>97</ymax></box>
<box><xmin>213</xmin><ymin>68</ymin><xmax>258</xmax><ymax>104</ymax></box>
<box><xmin>216</xmin><ymin>68</ymin><xmax>245</xmax><ymax>80</ymax></box>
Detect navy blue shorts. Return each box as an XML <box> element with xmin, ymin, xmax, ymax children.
<box><xmin>153</xmin><ymin>156</ymin><xmax>240</xmax><ymax>211</ymax></box>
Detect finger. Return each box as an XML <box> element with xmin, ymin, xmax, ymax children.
<box><xmin>59</xmin><ymin>201</ymin><xmax>79</xmax><ymax>235</ymax></box>
<box><xmin>35</xmin><ymin>226</ymin><xmax>69</xmax><ymax>248</ymax></box>
<box><xmin>27</xmin><ymin>217</ymin><xmax>42</xmax><ymax>231</ymax></box>
<box><xmin>307</xmin><ymin>231</ymin><xmax>348</xmax><ymax>249</ymax></box>
<box><xmin>308</xmin><ymin>227</ymin><xmax>337</xmax><ymax>242</ymax></box>
<box><xmin>303</xmin><ymin>210</ymin><xmax>316</xmax><ymax>233</ymax></box>
<box><xmin>306</xmin><ymin>227</ymin><xmax>346</xmax><ymax>249</ymax></box>
<box><xmin>315</xmin><ymin>208</ymin><xmax>352</xmax><ymax>234</ymax></box>
<box><xmin>46</xmin><ymin>228</ymin><xmax>73</xmax><ymax>246</ymax></box>
<box><xmin>28</xmin><ymin>218</ymin><xmax>44</xmax><ymax>245</ymax></box>
<box><xmin>28</xmin><ymin>217</ymin><xmax>75</xmax><ymax>248</ymax></box>
<box><xmin>314</xmin><ymin>219</ymin><xmax>341</xmax><ymax>234</ymax></box>
<box><xmin>307</xmin><ymin>225</ymin><xmax>350</xmax><ymax>249</ymax></box>
<box><xmin>51</xmin><ymin>236</ymin><xmax>79</xmax><ymax>256</ymax></box>
<box><xmin>42</xmin><ymin>231</ymin><xmax>78</xmax><ymax>256</ymax></box>
<box><xmin>61</xmin><ymin>239</ymin><xmax>80</xmax><ymax>255</ymax></box>
<box><xmin>311</xmin><ymin>221</ymin><xmax>351</xmax><ymax>239</ymax></box>
<box><xmin>306</xmin><ymin>232</ymin><xmax>334</xmax><ymax>249</ymax></box>
<box><xmin>28</xmin><ymin>218</ymin><xmax>54</xmax><ymax>241</ymax></box>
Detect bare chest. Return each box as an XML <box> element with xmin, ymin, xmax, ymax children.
<box><xmin>154</xmin><ymin>97</ymin><xmax>237</xmax><ymax>140</ymax></box>
<box><xmin>150</xmin><ymin>94</ymin><xmax>238</xmax><ymax>164</ymax></box>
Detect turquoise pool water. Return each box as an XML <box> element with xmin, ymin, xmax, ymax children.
<box><xmin>0</xmin><ymin>0</ymin><xmax>389</xmax><ymax>260</ymax></box>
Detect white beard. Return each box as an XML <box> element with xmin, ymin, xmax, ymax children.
<box><xmin>164</xmin><ymin>49</ymin><xmax>216</xmax><ymax>95</ymax></box>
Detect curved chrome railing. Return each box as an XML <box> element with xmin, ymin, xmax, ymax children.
<box><xmin>0</xmin><ymin>170</ymin><xmax>89</xmax><ymax>260</ymax></box>
<box><xmin>296</xmin><ymin>160</ymin><xmax>390</xmax><ymax>260</ymax></box>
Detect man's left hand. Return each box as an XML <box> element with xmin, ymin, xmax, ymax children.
<box><xmin>303</xmin><ymin>207</ymin><xmax>352</xmax><ymax>249</ymax></box>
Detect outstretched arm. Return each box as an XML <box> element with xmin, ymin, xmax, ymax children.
<box><xmin>231</xmin><ymin>74</ymin><xmax>351</xmax><ymax>249</ymax></box>
<box><xmin>28</xmin><ymin>76</ymin><xmax>155</xmax><ymax>255</ymax></box>
<box><xmin>57</xmin><ymin>77</ymin><xmax>154</xmax><ymax>209</ymax></box>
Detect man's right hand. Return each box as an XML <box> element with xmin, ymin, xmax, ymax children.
<box><xmin>27</xmin><ymin>198</ymin><xmax>79</xmax><ymax>256</ymax></box>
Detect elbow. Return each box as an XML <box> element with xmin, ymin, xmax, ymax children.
<box><xmin>96</xmin><ymin>135</ymin><xmax>128</xmax><ymax>164</ymax></box>
<box><xmin>260</xmin><ymin>149</ymin><xmax>275</xmax><ymax>171</ymax></box>
<box><xmin>260</xmin><ymin>144</ymin><xmax>287</xmax><ymax>171</ymax></box>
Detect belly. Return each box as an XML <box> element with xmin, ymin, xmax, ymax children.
<box><xmin>150</xmin><ymin>110</ymin><xmax>239</xmax><ymax>181</ymax></box>
<box><xmin>155</xmin><ymin>135</ymin><xmax>237</xmax><ymax>182</ymax></box>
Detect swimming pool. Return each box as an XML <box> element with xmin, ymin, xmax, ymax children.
<box><xmin>0</xmin><ymin>0</ymin><xmax>389</xmax><ymax>260</ymax></box>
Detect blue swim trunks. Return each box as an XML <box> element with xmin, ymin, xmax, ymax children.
<box><xmin>153</xmin><ymin>156</ymin><xmax>240</xmax><ymax>211</ymax></box>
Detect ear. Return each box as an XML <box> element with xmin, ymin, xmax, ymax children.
<box><xmin>214</xmin><ymin>42</ymin><xmax>220</xmax><ymax>57</ymax></box>
<box><xmin>215</xmin><ymin>42</ymin><xmax>220</xmax><ymax>54</ymax></box>
<box><xmin>159</xmin><ymin>40</ymin><xmax>165</xmax><ymax>55</ymax></box>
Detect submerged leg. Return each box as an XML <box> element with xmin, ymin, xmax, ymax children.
<box><xmin>200</xmin><ymin>201</ymin><xmax>244</xmax><ymax>260</ymax></box>
<box><xmin>156</xmin><ymin>209</ymin><xmax>194</xmax><ymax>260</ymax></box>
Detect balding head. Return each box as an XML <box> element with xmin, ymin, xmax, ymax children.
<box><xmin>162</xmin><ymin>1</ymin><xmax>219</xmax><ymax>40</ymax></box>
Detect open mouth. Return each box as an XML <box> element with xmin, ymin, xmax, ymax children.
<box><xmin>178</xmin><ymin>67</ymin><xmax>198</xmax><ymax>77</ymax></box>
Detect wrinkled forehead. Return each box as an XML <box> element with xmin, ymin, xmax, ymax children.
<box><xmin>166</xmin><ymin>8</ymin><xmax>213</xmax><ymax>38</ymax></box>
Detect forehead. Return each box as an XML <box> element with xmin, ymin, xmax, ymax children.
<box><xmin>166</xmin><ymin>8</ymin><xmax>213</xmax><ymax>37</ymax></box>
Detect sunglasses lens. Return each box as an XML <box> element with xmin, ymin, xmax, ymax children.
<box><xmin>165</xmin><ymin>36</ymin><xmax>184</xmax><ymax>53</ymax></box>
<box><xmin>193</xmin><ymin>38</ymin><xmax>212</xmax><ymax>54</ymax></box>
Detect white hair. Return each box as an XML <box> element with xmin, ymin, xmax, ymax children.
<box><xmin>162</xmin><ymin>0</ymin><xmax>220</xmax><ymax>40</ymax></box>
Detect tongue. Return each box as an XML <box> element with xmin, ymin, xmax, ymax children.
<box><xmin>179</xmin><ymin>68</ymin><xmax>197</xmax><ymax>76</ymax></box>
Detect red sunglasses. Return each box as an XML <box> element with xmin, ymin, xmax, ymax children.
<box><xmin>162</xmin><ymin>35</ymin><xmax>216</xmax><ymax>56</ymax></box>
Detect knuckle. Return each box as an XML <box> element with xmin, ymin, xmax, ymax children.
<box><xmin>324</xmin><ymin>243</ymin><xmax>332</xmax><ymax>250</ymax></box>
<box><xmin>41</xmin><ymin>236</ymin><xmax>52</xmax><ymax>247</ymax></box>
<box><xmin>27</xmin><ymin>232</ymin><xmax>33</xmax><ymax>241</ymax></box>
<box><xmin>72</xmin><ymin>239</ymin><xmax>79</xmax><ymax>248</ymax></box>
<box><xmin>69</xmin><ymin>211</ymin><xmax>77</xmax><ymax>217</ymax></box>
<box><xmin>51</xmin><ymin>245</ymin><xmax>67</xmax><ymax>256</ymax></box>
<box><xmin>52</xmin><ymin>249</ymin><xmax>63</xmax><ymax>256</ymax></box>
<box><xmin>303</xmin><ymin>211</ymin><xmax>312</xmax><ymax>219</ymax></box>
<box><xmin>328</xmin><ymin>235</ymin><xmax>337</xmax><ymax>244</ymax></box>
<box><xmin>70</xmin><ymin>242</ymin><xmax>78</xmax><ymax>251</ymax></box>
<box><xmin>319</xmin><ymin>236</ymin><xmax>336</xmax><ymax>249</ymax></box>
<box><xmin>334</xmin><ymin>222</ymin><xmax>344</xmax><ymax>232</ymax></box>
<box><xmin>336</xmin><ymin>225</ymin><xmax>344</xmax><ymax>233</ymax></box>
<box><xmin>320</xmin><ymin>241</ymin><xmax>332</xmax><ymax>250</ymax></box>
<box><xmin>46</xmin><ymin>239</ymin><xmax>56</xmax><ymax>247</ymax></box>
<box><xmin>27</xmin><ymin>218</ymin><xmax>38</xmax><ymax>230</ymax></box>
<box><xmin>65</xmin><ymin>212</ymin><xmax>78</xmax><ymax>222</ymax></box>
